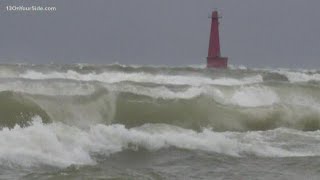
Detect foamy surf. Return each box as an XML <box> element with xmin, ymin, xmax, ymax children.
<box><xmin>17</xmin><ymin>70</ymin><xmax>264</xmax><ymax>86</ymax></box>
<box><xmin>1</xmin><ymin>117</ymin><xmax>320</xmax><ymax>168</ymax></box>
<box><xmin>230</xmin><ymin>86</ymin><xmax>279</xmax><ymax>107</ymax></box>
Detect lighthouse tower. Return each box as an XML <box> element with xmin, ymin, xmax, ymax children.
<box><xmin>207</xmin><ymin>11</ymin><xmax>228</xmax><ymax>68</ymax></box>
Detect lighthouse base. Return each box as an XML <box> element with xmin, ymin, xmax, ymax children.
<box><xmin>207</xmin><ymin>57</ymin><xmax>228</xmax><ymax>68</ymax></box>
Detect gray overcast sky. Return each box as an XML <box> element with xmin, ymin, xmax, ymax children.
<box><xmin>0</xmin><ymin>0</ymin><xmax>319</xmax><ymax>68</ymax></box>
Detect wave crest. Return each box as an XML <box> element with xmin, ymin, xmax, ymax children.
<box><xmin>1</xmin><ymin>118</ymin><xmax>320</xmax><ymax>167</ymax></box>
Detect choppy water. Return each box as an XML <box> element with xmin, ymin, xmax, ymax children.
<box><xmin>1</xmin><ymin>63</ymin><xmax>320</xmax><ymax>179</ymax></box>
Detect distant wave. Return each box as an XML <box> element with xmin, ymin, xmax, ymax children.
<box><xmin>1</xmin><ymin>82</ymin><xmax>320</xmax><ymax>131</ymax></box>
<box><xmin>17</xmin><ymin>70</ymin><xmax>263</xmax><ymax>86</ymax></box>
<box><xmin>0</xmin><ymin>63</ymin><xmax>320</xmax><ymax>131</ymax></box>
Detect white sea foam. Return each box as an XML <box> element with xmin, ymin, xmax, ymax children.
<box><xmin>0</xmin><ymin>80</ymin><xmax>96</xmax><ymax>96</ymax></box>
<box><xmin>0</xmin><ymin>117</ymin><xmax>318</xmax><ymax>168</ymax></box>
<box><xmin>283</xmin><ymin>71</ymin><xmax>320</xmax><ymax>82</ymax></box>
<box><xmin>228</xmin><ymin>64</ymin><xmax>248</xmax><ymax>70</ymax></box>
<box><xmin>271</xmin><ymin>69</ymin><xmax>320</xmax><ymax>82</ymax></box>
<box><xmin>0</xmin><ymin>76</ymin><xmax>259</xmax><ymax>102</ymax></box>
<box><xmin>230</xmin><ymin>86</ymin><xmax>279</xmax><ymax>107</ymax></box>
<box><xmin>110</xmin><ymin>84</ymin><xmax>205</xmax><ymax>99</ymax></box>
<box><xmin>19</xmin><ymin>70</ymin><xmax>263</xmax><ymax>86</ymax></box>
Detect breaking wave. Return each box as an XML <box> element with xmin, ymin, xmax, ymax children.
<box><xmin>1</xmin><ymin>80</ymin><xmax>320</xmax><ymax>131</ymax></box>
<box><xmin>1</xmin><ymin>63</ymin><xmax>320</xmax><ymax>167</ymax></box>
<box><xmin>1</xmin><ymin>117</ymin><xmax>320</xmax><ymax>168</ymax></box>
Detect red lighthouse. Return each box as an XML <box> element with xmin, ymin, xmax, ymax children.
<box><xmin>207</xmin><ymin>11</ymin><xmax>228</xmax><ymax>68</ymax></box>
